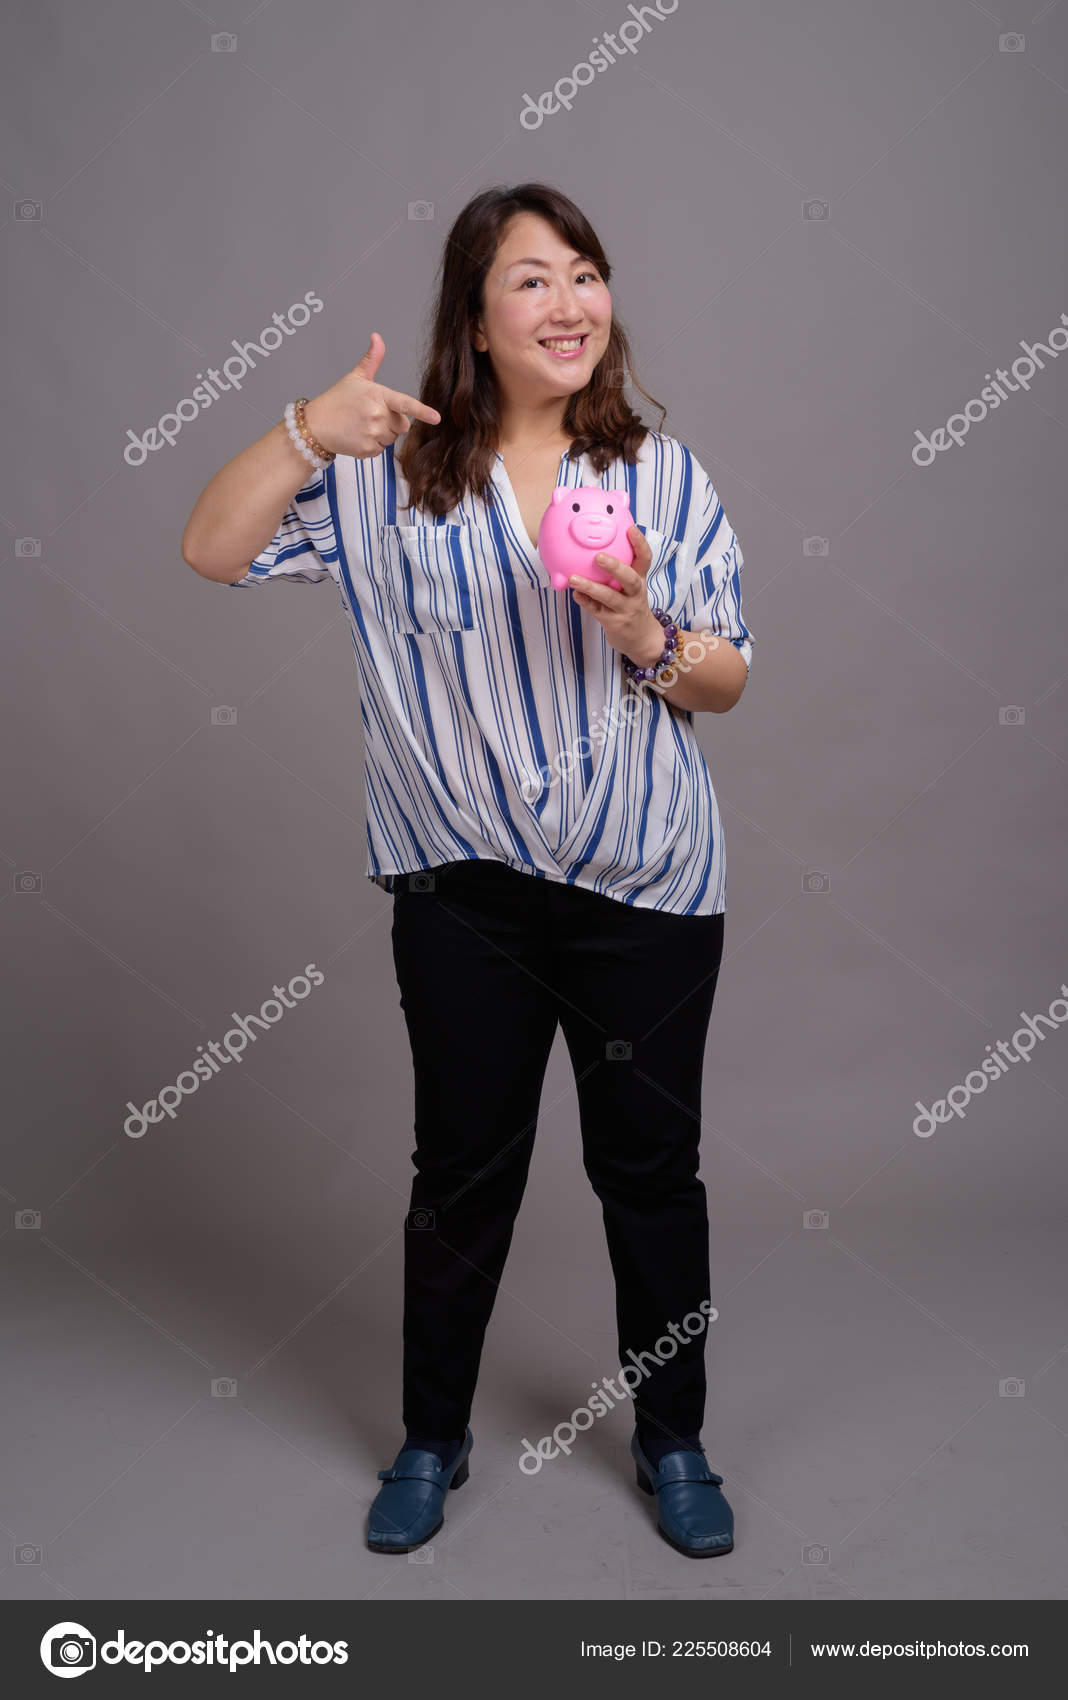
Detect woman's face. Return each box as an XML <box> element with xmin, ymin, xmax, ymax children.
<box><xmin>472</xmin><ymin>211</ymin><xmax>613</xmax><ymax>410</ymax></box>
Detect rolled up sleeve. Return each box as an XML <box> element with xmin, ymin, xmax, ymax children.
<box><xmin>676</xmin><ymin>463</ymin><xmax>754</xmax><ymax>674</ymax></box>
<box><xmin>229</xmin><ymin>462</ymin><xmax>339</xmax><ymax>587</ymax></box>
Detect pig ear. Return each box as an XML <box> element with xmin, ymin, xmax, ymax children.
<box><xmin>551</xmin><ymin>488</ymin><xmax>566</xmax><ymax>505</ymax></box>
<box><xmin>609</xmin><ymin>489</ymin><xmax>630</xmax><ymax>505</ymax></box>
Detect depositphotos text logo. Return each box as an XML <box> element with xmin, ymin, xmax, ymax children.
<box><xmin>123</xmin><ymin>291</ymin><xmax>324</xmax><ymax>466</ymax></box>
<box><xmin>518</xmin><ymin>1298</ymin><xmax>717</xmax><ymax>1473</ymax></box>
<box><xmin>519</xmin><ymin>626</ymin><xmax>722</xmax><ymax>799</ymax></box>
<box><xmin>910</xmin><ymin>310</ymin><xmax>1068</xmax><ymax>467</ymax></box>
<box><xmin>912</xmin><ymin>980</ymin><xmax>1068</xmax><ymax>1136</ymax></box>
<box><xmin>40</xmin><ymin>1621</ymin><xmax>348</xmax><ymax>1676</ymax></box>
<box><xmin>122</xmin><ymin>964</ymin><xmax>325</xmax><ymax>1137</ymax></box>
<box><xmin>519</xmin><ymin>0</ymin><xmax>680</xmax><ymax>128</ymax></box>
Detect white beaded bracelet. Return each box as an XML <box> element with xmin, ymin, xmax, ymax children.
<box><xmin>283</xmin><ymin>399</ymin><xmax>331</xmax><ymax>471</ymax></box>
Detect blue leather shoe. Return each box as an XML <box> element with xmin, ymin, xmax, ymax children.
<box><xmin>631</xmin><ymin>1431</ymin><xmax>734</xmax><ymax>1558</ymax></box>
<box><xmin>366</xmin><ymin>1428</ymin><xmax>473</xmax><ymax>1553</ymax></box>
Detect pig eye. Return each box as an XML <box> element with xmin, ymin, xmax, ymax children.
<box><xmin>606</xmin><ymin>504</ymin><xmax>614</xmax><ymax>514</ymax></box>
<box><xmin>572</xmin><ymin>502</ymin><xmax>580</xmax><ymax>511</ymax></box>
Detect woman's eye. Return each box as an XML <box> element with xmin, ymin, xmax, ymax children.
<box><xmin>520</xmin><ymin>272</ymin><xmax>599</xmax><ymax>288</ymax></box>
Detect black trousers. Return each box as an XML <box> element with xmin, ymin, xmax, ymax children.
<box><xmin>389</xmin><ymin>858</ymin><xmax>726</xmax><ymax>1450</ymax></box>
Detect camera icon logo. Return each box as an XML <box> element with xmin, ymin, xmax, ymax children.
<box><xmin>408</xmin><ymin>201</ymin><xmax>435</xmax><ymax>220</ymax></box>
<box><xmin>211</xmin><ymin>32</ymin><xmax>237</xmax><ymax>51</ymax></box>
<box><xmin>605</xmin><ymin>1040</ymin><xmax>632</xmax><ymax>1060</ymax></box>
<box><xmin>14</xmin><ymin>871</ymin><xmax>42</xmax><ymax>894</ymax></box>
<box><xmin>803</xmin><ymin>1210</ymin><xmax>829</xmax><ymax>1230</ymax></box>
<box><xmin>16</xmin><ymin>1543</ymin><xmax>42</xmax><ymax>1563</ymax></box>
<box><xmin>802</xmin><ymin>201</ymin><xmax>828</xmax><ymax>220</ymax></box>
<box><xmin>211</xmin><ymin>1377</ymin><xmax>237</xmax><ymax>1397</ymax></box>
<box><xmin>406</xmin><ymin>1208</ymin><xmax>436</xmax><ymax>1231</ymax></box>
<box><xmin>998</xmin><ymin>705</ymin><xmax>1025</xmax><ymax>726</ymax></box>
<box><xmin>16</xmin><ymin>1209</ymin><xmax>41</xmax><ymax>1230</ymax></box>
<box><xmin>408</xmin><ymin>1544</ymin><xmax>434</xmax><ymax>1562</ymax></box>
<box><xmin>14</xmin><ymin>199</ymin><xmax>42</xmax><ymax>220</ymax></box>
<box><xmin>16</xmin><ymin>537</ymin><xmax>42</xmax><ymax>556</ymax></box>
<box><xmin>999</xmin><ymin>33</ymin><xmax>1025</xmax><ymax>52</ymax></box>
<box><xmin>998</xmin><ymin>1377</ymin><xmax>1025</xmax><ymax>1397</ymax></box>
<box><xmin>803</xmin><ymin>537</ymin><xmax>829</xmax><ymax>557</ymax></box>
<box><xmin>210</xmin><ymin>705</ymin><xmax>237</xmax><ymax>726</ymax></box>
<box><xmin>802</xmin><ymin>1543</ymin><xmax>829</xmax><ymax>1564</ymax></box>
<box><xmin>40</xmin><ymin>1621</ymin><xmax>97</xmax><ymax>1676</ymax></box>
<box><xmin>409</xmin><ymin>871</ymin><xmax>437</xmax><ymax>892</ymax></box>
<box><xmin>801</xmin><ymin>871</ymin><xmax>828</xmax><ymax>894</ymax></box>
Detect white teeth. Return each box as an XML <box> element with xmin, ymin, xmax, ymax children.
<box><xmin>541</xmin><ymin>336</ymin><xmax>585</xmax><ymax>350</ymax></box>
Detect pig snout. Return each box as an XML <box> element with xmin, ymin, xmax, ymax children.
<box><xmin>568</xmin><ymin>513</ymin><xmax>617</xmax><ymax>550</ymax></box>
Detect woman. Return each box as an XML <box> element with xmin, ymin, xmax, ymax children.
<box><xmin>181</xmin><ymin>182</ymin><xmax>754</xmax><ymax>1562</ymax></box>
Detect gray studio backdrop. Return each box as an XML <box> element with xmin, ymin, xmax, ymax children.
<box><xmin>3</xmin><ymin>0</ymin><xmax>1067</xmax><ymax>1603</ymax></box>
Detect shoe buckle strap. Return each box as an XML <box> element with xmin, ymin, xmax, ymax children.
<box><xmin>655</xmin><ymin>1455</ymin><xmax>723</xmax><ymax>1486</ymax></box>
<box><xmin>376</xmin><ymin>1464</ymin><xmax>444</xmax><ymax>1484</ymax></box>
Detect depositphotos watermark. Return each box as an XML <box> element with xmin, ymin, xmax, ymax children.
<box><xmin>517</xmin><ymin>1298</ymin><xmax>717</xmax><ymax>1473</ymax></box>
<box><xmin>912</xmin><ymin>980</ymin><xmax>1068</xmax><ymax>1137</ymax></box>
<box><xmin>123</xmin><ymin>290</ymin><xmax>324</xmax><ymax>466</ymax></box>
<box><xmin>39</xmin><ymin>1622</ymin><xmax>348</xmax><ymax>1675</ymax></box>
<box><xmin>911</xmin><ymin>310</ymin><xmax>1068</xmax><ymax>467</ymax></box>
<box><xmin>520</xmin><ymin>0</ymin><xmax>680</xmax><ymax>129</ymax></box>
<box><xmin>122</xmin><ymin>964</ymin><xmax>325</xmax><ymax>1136</ymax></box>
<box><xmin>520</xmin><ymin>627</ymin><xmax>721</xmax><ymax>798</ymax></box>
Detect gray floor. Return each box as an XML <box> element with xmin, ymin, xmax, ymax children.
<box><xmin>4</xmin><ymin>1010</ymin><xmax>1066</xmax><ymax>1602</ymax></box>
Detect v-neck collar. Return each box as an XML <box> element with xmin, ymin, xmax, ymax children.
<box><xmin>492</xmin><ymin>447</ymin><xmax>577</xmax><ymax>564</ymax></box>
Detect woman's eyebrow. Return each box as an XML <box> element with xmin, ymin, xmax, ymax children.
<box><xmin>504</xmin><ymin>254</ymin><xmax>597</xmax><ymax>272</ymax></box>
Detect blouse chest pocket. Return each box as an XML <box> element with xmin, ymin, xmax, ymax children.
<box><xmin>375</xmin><ymin>524</ymin><xmax>477</xmax><ymax>636</ymax></box>
<box><xmin>638</xmin><ymin>527</ymin><xmax>691</xmax><ymax>619</ymax></box>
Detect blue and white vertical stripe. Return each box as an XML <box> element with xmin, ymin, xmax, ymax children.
<box><xmin>231</xmin><ymin>430</ymin><xmax>754</xmax><ymax>915</ymax></box>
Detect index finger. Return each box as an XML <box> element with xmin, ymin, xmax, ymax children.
<box><xmin>380</xmin><ymin>388</ymin><xmax>441</xmax><ymax>426</ymax></box>
<box><xmin>594</xmin><ymin>550</ymin><xmax>643</xmax><ymax>592</ymax></box>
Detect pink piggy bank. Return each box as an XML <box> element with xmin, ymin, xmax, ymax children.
<box><xmin>536</xmin><ymin>486</ymin><xmax>634</xmax><ymax>590</ymax></box>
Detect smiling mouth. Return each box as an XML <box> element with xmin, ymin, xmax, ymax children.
<box><xmin>538</xmin><ymin>333</ymin><xmax>589</xmax><ymax>353</ymax></box>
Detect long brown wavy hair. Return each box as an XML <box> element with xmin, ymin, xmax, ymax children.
<box><xmin>396</xmin><ymin>182</ymin><xmax>666</xmax><ymax>518</ymax></box>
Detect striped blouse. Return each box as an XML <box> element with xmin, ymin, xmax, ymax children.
<box><xmin>231</xmin><ymin>430</ymin><xmax>754</xmax><ymax>916</ymax></box>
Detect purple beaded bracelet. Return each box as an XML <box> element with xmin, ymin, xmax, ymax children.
<box><xmin>622</xmin><ymin>607</ymin><xmax>680</xmax><ymax>683</ymax></box>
